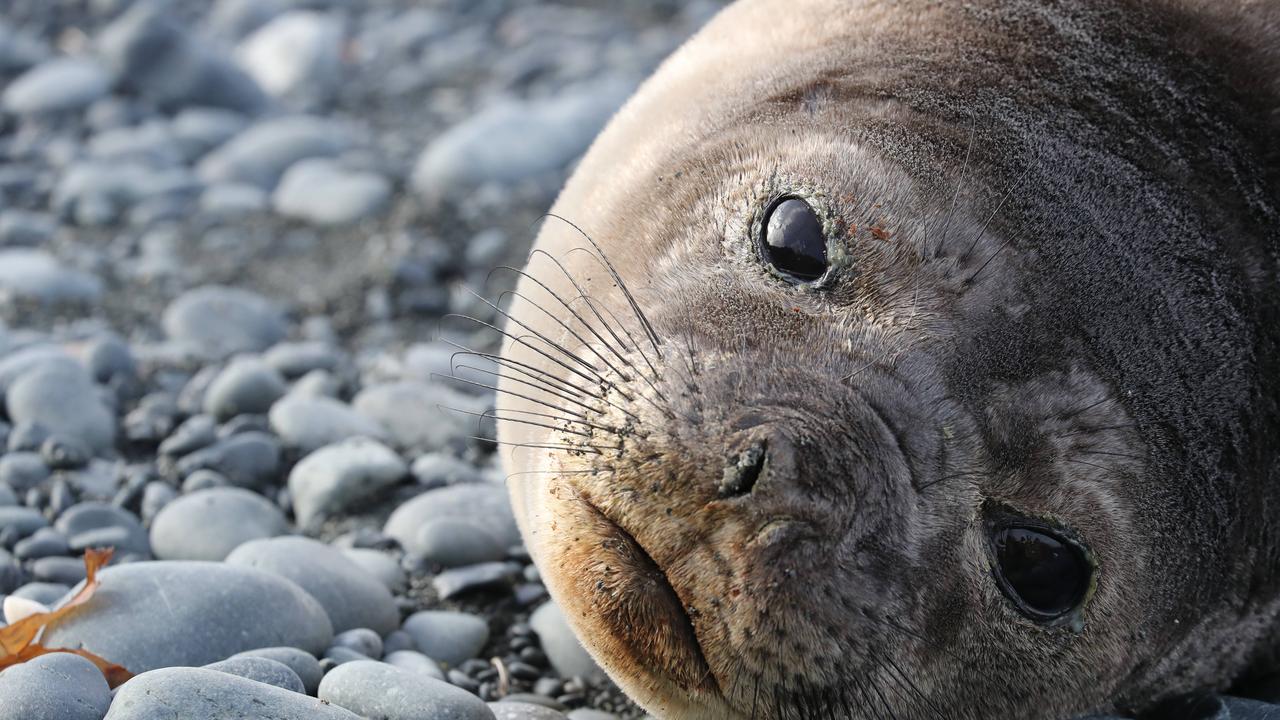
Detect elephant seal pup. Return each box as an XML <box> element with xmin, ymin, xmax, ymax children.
<box><xmin>488</xmin><ymin>1</ymin><xmax>1280</xmax><ymax>718</ymax></box>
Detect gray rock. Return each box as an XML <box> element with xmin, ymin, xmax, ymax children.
<box><xmin>0</xmin><ymin>483</ymin><xmax>14</xmax><ymax>506</ymax></box>
<box><xmin>0</xmin><ymin>21</ymin><xmax>47</xmax><ymax>73</ymax></box>
<box><xmin>400</xmin><ymin>610</ymin><xmax>490</xmax><ymax>667</ymax></box>
<box><xmin>157</xmin><ymin>413</ymin><xmax>216</xmax><ymax>456</ymax></box>
<box><xmin>204</xmin><ymin>357</ymin><xmax>287</xmax><ymax>420</ymax></box>
<box><xmin>414</xmin><ymin>519</ymin><xmax>508</xmax><ymax>568</ymax></box>
<box><xmin>51</xmin><ymin>162</ymin><xmax>198</xmax><ymax>227</ymax></box>
<box><xmin>0</xmin><ymin>452</ymin><xmax>49</xmax><ymax>493</ymax></box>
<box><xmin>0</xmin><ymin>250</ymin><xmax>104</xmax><ymax>304</ymax></box>
<box><xmin>331</xmin><ymin>627</ymin><xmax>383</xmax><ymax>659</ymax></box>
<box><xmin>0</xmin><ymin>651</ymin><xmax>112</xmax><ymax>720</ymax></box>
<box><xmin>0</xmin><ymin>346</ymin><xmax>76</xmax><ymax>397</ymax></box>
<box><xmin>226</xmin><ymin>535</ymin><xmax>399</xmax><ymax>635</ymax></box>
<box><xmin>174</xmin><ymin>431</ymin><xmax>281</xmax><ymax>489</ymax></box>
<box><xmin>1</xmin><ymin>57</ymin><xmax>111</xmax><ymax>115</ymax></box>
<box><xmin>105</xmin><ymin>667</ymin><xmax>358</xmax><ymax>719</ymax></box>
<box><xmin>139</xmin><ymin>481</ymin><xmax>176</xmax><ymax>523</ymax></box>
<box><xmin>204</xmin><ymin>656</ymin><xmax>305</xmax><ymax>693</ymax></box>
<box><xmin>383</xmin><ymin>649</ymin><xmax>445</xmax><ymax>681</ymax></box>
<box><xmin>0</xmin><ymin>210</ymin><xmax>56</xmax><ymax>247</ymax></box>
<box><xmin>150</xmin><ymin>487</ymin><xmax>286</xmax><ymax>561</ymax></box>
<box><xmin>197</xmin><ymin>115</ymin><xmax>352</xmax><ymax>190</ymax></box>
<box><xmin>489</xmin><ymin>703</ymin><xmax>569</xmax><ymax>720</ymax></box>
<box><xmin>5</xmin><ymin>363</ymin><xmax>114</xmax><ymax>454</ymax></box>
<box><xmin>200</xmin><ymin>182</ymin><xmax>268</xmax><ymax>218</ymax></box>
<box><xmin>385</xmin><ymin>484</ymin><xmax>520</xmax><ymax>555</ymax></box>
<box><xmin>172</xmin><ymin>107</ymin><xmax>248</xmax><ymax>160</ymax></box>
<box><xmin>411</xmin><ymin>78</ymin><xmax>633</xmax><ymax>200</ymax></box>
<box><xmin>382</xmin><ymin>630</ymin><xmax>416</xmax><ymax>655</ymax></box>
<box><xmin>432</xmin><ymin>561</ymin><xmax>520</xmax><ymax>600</ymax></box>
<box><xmin>55</xmin><ymin>502</ymin><xmax>150</xmax><ymax>557</ymax></box>
<box><xmin>340</xmin><ymin>547</ymin><xmax>406</xmax><ymax>592</ymax></box>
<box><xmin>411</xmin><ymin>452</ymin><xmax>483</xmax><ymax>488</ymax></box>
<box><xmin>181</xmin><ymin>468</ymin><xmax>229</xmax><ymax>492</ymax></box>
<box><xmin>263</xmin><ymin>341</ymin><xmax>341</xmax><ymax>377</ymax></box>
<box><xmin>566</xmin><ymin>711</ymin><xmax>620</xmax><ymax>720</ymax></box>
<box><xmin>230</xmin><ymin>646</ymin><xmax>323</xmax><ymax>695</ymax></box>
<box><xmin>236</xmin><ymin>12</ymin><xmax>343</xmax><ymax>104</ymax></box>
<box><xmin>273</xmin><ymin>158</ymin><xmax>390</xmax><ymax>225</ymax></box>
<box><xmin>45</xmin><ymin>561</ymin><xmax>332</xmax><ymax>672</ymax></box>
<box><xmin>324</xmin><ymin>645</ymin><xmax>370</xmax><ymax>665</ymax></box>
<box><xmin>97</xmin><ymin>3</ymin><xmax>267</xmax><ymax>114</ymax></box>
<box><xmin>30</xmin><ymin>556</ymin><xmax>87</xmax><ymax>584</ymax></box>
<box><xmin>530</xmin><ymin>601</ymin><xmax>603</xmax><ymax>681</ymax></box>
<box><xmin>0</xmin><ymin>506</ymin><xmax>49</xmax><ymax>539</ymax></box>
<box><xmin>318</xmin><ymin>660</ymin><xmax>496</xmax><ymax>720</ymax></box>
<box><xmin>163</xmin><ymin>285</ymin><xmax>287</xmax><ymax>358</ymax></box>
<box><xmin>9</xmin><ymin>582</ymin><xmax>69</xmax><ymax>605</ymax></box>
<box><xmin>85</xmin><ymin>334</ymin><xmax>136</xmax><ymax>384</ymax></box>
<box><xmin>353</xmin><ymin>381</ymin><xmax>484</xmax><ymax>451</ymax></box>
<box><xmin>0</xmin><ymin>550</ymin><xmax>22</xmax><ymax>594</ymax></box>
<box><xmin>269</xmin><ymin>394</ymin><xmax>387</xmax><ymax>452</ymax></box>
<box><xmin>288</xmin><ymin>437</ymin><xmax>406</xmax><ymax>528</ymax></box>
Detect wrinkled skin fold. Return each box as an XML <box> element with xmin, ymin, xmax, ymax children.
<box><xmin>492</xmin><ymin>1</ymin><xmax>1280</xmax><ymax>718</ymax></box>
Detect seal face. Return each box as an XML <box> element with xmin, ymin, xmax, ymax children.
<box><xmin>488</xmin><ymin>1</ymin><xmax>1280</xmax><ymax>718</ymax></box>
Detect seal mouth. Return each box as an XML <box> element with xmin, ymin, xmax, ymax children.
<box><xmin>572</xmin><ymin>495</ymin><xmax>719</xmax><ymax>696</ymax></box>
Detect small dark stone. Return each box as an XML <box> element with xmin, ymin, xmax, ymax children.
<box><xmin>41</xmin><ymin>435</ymin><xmax>91</xmax><ymax>470</ymax></box>
<box><xmin>448</xmin><ymin>668</ymin><xmax>480</xmax><ymax>693</ymax></box>
<box><xmin>432</xmin><ymin>561</ymin><xmax>521</xmax><ymax>599</ymax></box>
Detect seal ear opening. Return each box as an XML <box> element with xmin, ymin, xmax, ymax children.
<box><xmin>718</xmin><ymin>441</ymin><xmax>768</xmax><ymax>498</ymax></box>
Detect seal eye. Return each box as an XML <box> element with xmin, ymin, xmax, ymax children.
<box><xmin>760</xmin><ymin>197</ymin><xmax>828</xmax><ymax>282</ymax></box>
<box><xmin>990</xmin><ymin>525</ymin><xmax>1090</xmax><ymax>621</ymax></box>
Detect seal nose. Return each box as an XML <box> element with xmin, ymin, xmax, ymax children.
<box><xmin>718</xmin><ymin>440</ymin><xmax>768</xmax><ymax>498</ymax></box>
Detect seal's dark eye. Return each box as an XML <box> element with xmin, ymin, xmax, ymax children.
<box><xmin>990</xmin><ymin>524</ymin><xmax>1090</xmax><ymax>621</ymax></box>
<box><xmin>760</xmin><ymin>197</ymin><xmax>827</xmax><ymax>282</ymax></box>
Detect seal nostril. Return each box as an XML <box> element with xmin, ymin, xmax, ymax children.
<box><xmin>718</xmin><ymin>442</ymin><xmax>767</xmax><ymax>498</ymax></box>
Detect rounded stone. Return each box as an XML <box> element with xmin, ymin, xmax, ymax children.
<box><xmin>204</xmin><ymin>656</ymin><xmax>306</xmax><ymax>693</ymax></box>
<box><xmin>529</xmin><ymin>602</ymin><xmax>603</xmax><ymax>681</ymax></box>
<box><xmin>489</xmin><ymin>702</ymin><xmax>570</xmax><ymax>720</ymax></box>
<box><xmin>400</xmin><ymin>610</ymin><xmax>490</xmax><ymax>668</ymax></box>
<box><xmin>273</xmin><ymin>159</ymin><xmax>390</xmax><ymax>226</ymax></box>
<box><xmin>55</xmin><ymin>502</ymin><xmax>150</xmax><ymax>557</ymax></box>
<box><xmin>204</xmin><ymin>356</ymin><xmax>287</xmax><ymax>421</ymax></box>
<box><xmin>162</xmin><ymin>285</ymin><xmax>287</xmax><ymax>359</ymax></box>
<box><xmin>318</xmin><ymin>660</ymin><xmax>496</xmax><ymax>720</ymax></box>
<box><xmin>150</xmin><ymin>487</ymin><xmax>287</xmax><ymax>561</ymax></box>
<box><xmin>105</xmin><ymin>667</ymin><xmax>358</xmax><ymax>719</ymax></box>
<box><xmin>173</xmin><ymin>431</ymin><xmax>281</xmax><ymax>489</ymax></box>
<box><xmin>269</xmin><ymin>394</ymin><xmax>388</xmax><ymax>453</ymax></box>
<box><xmin>0</xmin><ymin>651</ymin><xmax>111</xmax><ymax>720</ymax></box>
<box><xmin>385</xmin><ymin>484</ymin><xmax>520</xmax><ymax>555</ymax></box>
<box><xmin>414</xmin><ymin>519</ymin><xmax>509</xmax><ymax>568</ymax></box>
<box><xmin>44</xmin><ymin>561</ymin><xmax>333</xmax><ymax>672</ymax></box>
<box><xmin>6</xmin><ymin>363</ymin><xmax>115</xmax><ymax>454</ymax></box>
<box><xmin>288</xmin><ymin>437</ymin><xmax>407</xmax><ymax>528</ymax></box>
<box><xmin>383</xmin><ymin>650</ymin><xmax>445</xmax><ymax>681</ymax></box>
<box><xmin>226</xmin><ymin>535</ymin><xmax>399</xmax><ymax>636</ymax></box>
<box><xmin>230</xmin><ymin>646</ymin><xmax>323</xmax><ymax>695</ymax></box>
<box><xmin>1</xmin><ymin>57</ymin><xmax>111</xmax><ymax>115</ymax></box>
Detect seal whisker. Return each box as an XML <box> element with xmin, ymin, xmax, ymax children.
<box><xmin>436</xmin><ymin>374</ymin><xmax>600</xmax><ymax>423</ymax></box>
<box><xmin>446</xmin><ymin>344</ymin><xmax>612</xmax><ymax>402</ymax></box>
<box><xmin>563</xmin><ymin>247</ymin><xmax>668</xmax><ymax>382</ymax></box>
<box><xmin>495</xmin><ymin>288</ymin><xmax>635</xmax><ymax>384</ymax></box>
<box><xmin>449</xmin><ymin>363</ymin><xmax>599</xmax><ymax>414</ymax></box>
<box><xmin>472</xmin><ymin>436</ymin><xmax>615</xmax><ymax>456</ymax></box>
<box><xmin>959</xmin><ymin>160</ymin><xmax>1035</xmax><ymax>263</ymax></box>
<box><xmin>443</xmin><ymin>312</ymin><xmax>608</xmax><ymax>388</ymax></box>
<box><xmin>933</xmin><ymin>107</ymin><xmax>979</xmax><ymax>259</ymax></box>
<box><xmin>437</xmin><ymin>404</ymin><xmax>592</xmax><ymax>439</ymax></box>
<box><xmin>541</xmin><ymin>213</ymin><xmax>665</xmax><ymax>359</ymax></box>
<box><xmin>482</xmin><ymin>407</ymin><xmax>629</xmax><ymax>437</ymax></box>
<box><xmin>491</xmin><ymin>264</ymin><xmax>646</xmax><ymax>383</ymax></box>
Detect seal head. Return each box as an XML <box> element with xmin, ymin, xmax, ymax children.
<box><xmin>492</xmin><ymin>1</ymin><xmax>1280</xmax><ymax>718</ymax></box>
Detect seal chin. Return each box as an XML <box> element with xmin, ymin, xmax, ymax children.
<box><xmin>569</xmin><ymin>495</ymin><xmax>718</xmax><ymax>696</ymax></box>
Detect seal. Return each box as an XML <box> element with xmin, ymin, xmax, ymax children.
<box><xmin>482</xmin><ymin>1</ymin><xmax>1280</xmax><ymax>718</ymax></box>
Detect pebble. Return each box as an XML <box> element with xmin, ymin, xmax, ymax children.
<box><xmin>340</xmin><ymin>547</ymin><xmax>406</xmax><ymax>592</ymax></box>
<box><xmin>182</xmin><ymin>468</ymin><xmax>230</xmax><ymax>492</ymax></box>
<box><xmin>0</xmin><ymin>483</ymin><xmax>14</xmax><ymax>506</ymax></box>
<box><xmin>268</xmin><ymin>394</ymin><xmax>387</xmax><ymax>452</ymax></box>
<box><xmin>44</xmin><ymin>561</ymin><xmax>333</xmax><ymax>672</ymax></box>
<box><xmin>0</xmin><ymin>651</ymin><xmax>112</xmax><ymax>720</ymax></box>
<box><xmin>0</xmin><ymin>551</ymin><xmax>21</xmax><ymax>594</ymax></box>
<box><xmin>97</xmin><ymin>3</ymin><xmax>267</xmax><ymax>114</ymax></box>
<box><xmin>8</xmin><ymin>582</ymin><xmax>68</xmax><ymax>605</ymax></box>
<box><xmin>150</xmin><ymin>487</ymin><xmax>287</xmax><ymax>561</ymax></box>
<box><xmin>225</xmin><ymin>535</ymin><xmax>400</xmax><ymax>635</ymax></box>
<box><xmin>0</xmin><ymin>210</ymin><xmax>56</xmax><ymax>247</ymax></box>
<box><xmin>172</xmin><ymin>107</ymin><xmax>248</xmax><ymax>159</ymax></box>
<box><xmin>263</xmin><ymin>341</ymin><xmax>341</xmax><ymax>377</ymax></box>
<box><xmin>204</xmin><ymin>356</ymin><xmax>287</xmax><ymax>420</ymax></box>
<box><xmin>196</xmin><ymin>115</ymin><xmax>353</xmax><ymax>190</ymax></box>
<box><xmin>332</xmin><ymin>627</ymin><xmax>383</xmax><ymax>658</ymax></box>
<box><xmin>400</xmin><ymin>610</ymin><xmax>490</xmax><ymax>667</ymax></box>
<box><xmin>566</xmin><ymin>711</ymin><xmax>620</xmax><ymax>720</ymax></box>
<box><xmin>236</xmin><ymin>11</ymin><xmax>344</xmax><ymax>103</ymax></box>
<box><xmin>55</xmin><ymin>501</ymin><xmax>151</xmax><ymax>557</ymax></box>
<box><xmin>318</xmin><ymin>660</ymin><xmax>497</xmax><ymax>720</ymax></box>
<box><xmin>40</xmin><ymin>434</ymin><xmax>90</xmax><ymax>469</ymax></box>
<box><xmin>384</xmin><ymin>649</ymin><xmax>445</xmax><ymax>681</ymax></box>
<box><xmin>489</xmin><ymin>702</ymin><xmax>570</xmax><ymax>720</ymax></box>
<box><xmin>85</xmin><ymin>334</ymin><xmax>137</xmax><ymax>384</ymax></box>
<box><xmin>204</xmin><ymin>656</ymin><xmax>306</xmax><ymax>693</ymax></box>
<box><xmin>288</xmin><ymin>437</ymin><xmax>406</xmax><ymax>528</ymax></box>
<box><xmin>385</xmin><ymin>483</ymin><xmax>521</xmax><ymax>556</ymax></box>
<box><xmin>162</xmin><ymin>285</ymin><xmax>288</xmax><ymax>358</ymax></box>
<box><xmin>0</xmin><ymin>21</ymin><xmax>46</xmax><ymax>73</ymax></box>
<box><xmin>230</xmin><ymin>646</ymin><xmax>324</xmax><ymax>695</ymax></box>
<box><xmin>158</xmin><ymin>414</ymin><xmax>217</xmax><ymax>456</ymax></box>
<box><xmin>353</xmin><ymin>380</ymin><xmax>483</xmax><ymax>451</ymax></box>
<box><xmin>273</xmin><ymin>158</ymin><xmax>391</xmax><ymax>225</ymax></box>
<box><xmin>1</xmin><ymin>57</ymin><xmax>111</xmax><ymax>115</ymax></box>
<box><xmin>174</xmin><ymin>431</ymin><xmax>281</xmax><ymax>489</ymax></box>
<box><xmin>200</xmin><ymin>182</ymin><xmax>269</xmax><ymax>219</ymax></box>
<box><xmin>0</xmin><ymin>249</ymin><xmax>104</xmax><ymax>304</ymax></box>
<box><xmin>0</xmin><ymin>506</ymin><xmax>49</xmax><ymax>539</ymax></box>
<box><xmin>105</xmin><ymin>667</ymin><xmax>359</xmax><ymax>719</ymax></box>
<box><xmin>139</xmin><ymin>481</ymin><xmax>177</xmax><ymax>523</ymax></box>
<box><xmin>30</xmin><ymin>556</ymin><xmax>87</xmax><ymax>584</ymax></box>
<box><xmin>412</xmin><ymin>452</ymin><xmax>484</xmax><ymax>488</ymax></box>
<box><xmin>5</xmin><ymin>362</ymin><xmax>114</xmax><ymax>454</ymax></box>
<box><xmin>411</xmin><ymin>78</ymin><xmax>633</xmax><ymax>199</ymax></box>
<box><xmin>530</xmin><ymin>602</ymin><xmax>603</xmax><ymax>681</ymax></box>
<box><xmin>0</xmin><ymin>452</ymin><xmax>49</xmax><ymax>493</ymax></box>
<box><xmin>433</xmin><ymin>561</ymin><xmax>521</xmax><ymax>599</ymax></box>
<box><xmin>383</xmin><ymin>630</ymin><xmax>417</xmax><ymax>655</ymax></box>
<box><xmin>415</xmin><ymin>518</ymin><xmax>509</xmax><ymax>568</ymax></box>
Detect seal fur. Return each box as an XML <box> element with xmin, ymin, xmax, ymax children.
<box><xmin>490</xmin><ymin>1</ymin><xmax>1280</xmax><ymax>718</ymax></box>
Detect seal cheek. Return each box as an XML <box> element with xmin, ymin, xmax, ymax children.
<box><xmin>554</xmin><ymin>496</ymin><xmax>716</xmax><ymax>695</ymax></box>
